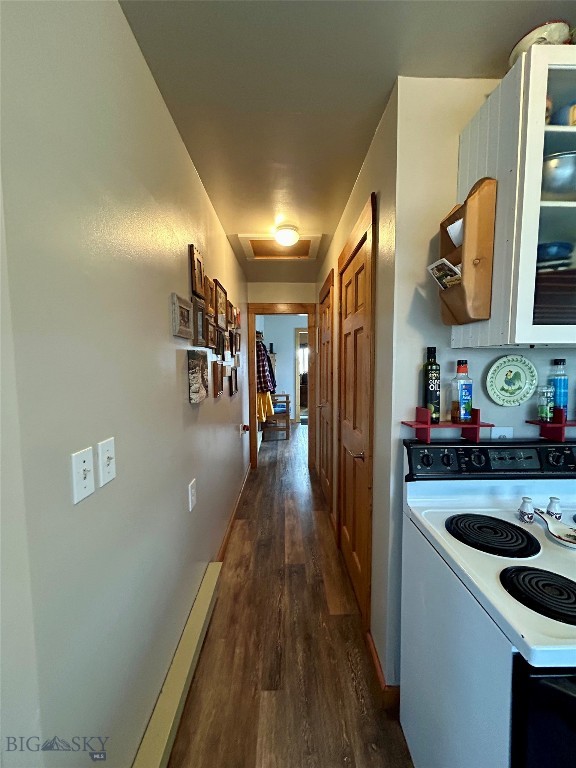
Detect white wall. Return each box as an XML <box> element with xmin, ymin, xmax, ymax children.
<box><xmin>248</xmin><ymin>282</ymin><xmax>316</xmax><ymax>303</ymax></box>
<box><xmin>261</xmin><ymin>315</ymin><xmax>308</xmax><ymax>418</ymax></box>
<box><xmin>1</xmin><ymin>3</ymin><xmax>248</xmax><ymax>766</ymax></box>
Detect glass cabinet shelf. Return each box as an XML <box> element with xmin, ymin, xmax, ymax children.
<box><xmin>543</xmin><ymin>126</ymin><xmax>576</xmax><ymax>156</ymax></box>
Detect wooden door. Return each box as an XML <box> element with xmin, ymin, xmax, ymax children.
<box><xmin>338</xmin><ymin>195</ymin><xmax>376</xmax><ymax>630</ymax></box>
<box><xmin>318</xmin><ymin>270</ymin><xmax>334</xmax><ymax>528</ymax></box>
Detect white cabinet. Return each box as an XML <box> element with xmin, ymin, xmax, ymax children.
<box><xmin>452</xmin><ymin>46</ymin><xmax>576</xmax><ymax>348</ymax></box>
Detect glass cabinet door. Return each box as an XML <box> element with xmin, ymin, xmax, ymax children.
<box><xmin>515</xmin><ymin>47</ymin><xmax>576</xmax><ymax>343</ymax></box>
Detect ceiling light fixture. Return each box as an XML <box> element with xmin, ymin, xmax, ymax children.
<box><xmin>274</xmin><ymin>225</ymin><xmax>299</xmax><ymax>247</ymax></box>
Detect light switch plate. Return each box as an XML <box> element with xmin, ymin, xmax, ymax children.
<box><xmin>71</xmin><ymin>447</ymin><xmax>95</xmax><ymax>504</ymax></box>
<box><xmin>97</xmin><ymin>437</ymin><xmax>116</xmax><ymax>487</ymax></box>
<box><xmin>188</xmin><ymin>479</ymin><xmax>196</xmax><ymax>512</ymax></box>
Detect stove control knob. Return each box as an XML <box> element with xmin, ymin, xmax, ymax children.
<box><xmin>548</xmin><ymin>451</ymin><xmax>565</xmax><ymax>467</ymax></box>
<box><xmin>441</xmin><ymin>453</ymin><xmax>454</xmax><ymax>467</ymax></box>
<box><xmin>471</xmin><ymin>452</ymin><xmax>486</xmax><ymax>468</ymax></box>
<box><xmin>421</xmin><ymin>453</ymin><xmax>433</xmax><ymax>468</ymax></box>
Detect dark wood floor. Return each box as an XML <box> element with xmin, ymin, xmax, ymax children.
<box><xmin>168</xmin><ymin>425</ymin><xmax>413</xmax><ymax>768</ymax></box>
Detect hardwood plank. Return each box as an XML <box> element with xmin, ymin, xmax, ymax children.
<box><xmin>314</xmin><ymin>506</ymin><xmax>358</xmax><ymax>616</ymax></box>
<box><xmin>284</xmin><ymin>497</ymin><xmax>305</xmax><ymax>565</ymax></box>
<box><xmin>255</xmin><ymin>691</ymin><xmax>287</xmax><ymax>768</ymax></box>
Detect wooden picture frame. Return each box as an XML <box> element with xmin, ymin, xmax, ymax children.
<box><xmin>192</xmin><ymin>296</ymin><xmax>206</xmax><ymax>346</ymax></box>
<box><xmin>227</xmin><ymin>300</ymin><xmax>235</xmax><ymax>328</ymax></box>
<box><xmin>204</xmin><ymin>276</ymin><xmax>215</xmax><ymax>317</ymax></box>
<box><xmin>189</xmin><ymin>244</ymin><xmax>205</xmax><ymax>299</ymax></box>
<box><xmin>234</xmin><ymin>307</ymin><xmax>241</xmax><ymax>329</ymax></box>
<box><xmin>229</xmin><ymin>330</ymin><xmax>236</xmax><ymax>356</ymax></box>
<box><xmin>235</xmin><ymin>332</ymin><xmax>241</xmax><ymax>352</ymax></box>
<box><xmin>214</xmin><ymin>280</ymin><xmax>227</xmax><ymax>331</ymax></box>
<box><xmin>187</xmin><ymin>350</ymin><xmax>208</xmax><ymax>404</ymax></box>
<box><xmin>216</xmin><ymin>330</ymin><xmax>225</xmax><ymax>358</ymax></box>
<box><xmin>212</xmin><ymin>361</ymin><xmax>224</xmax><ymax>398</ymax></box>
<box><xmin>171</xmin><ymin>293</ymin><xmax>192</xmax><ymax>339</ymax></box>
<box><xmin>205</xmin><ymin>317</ymin><xmax>217</xmax><ymax>349</ymax></box>
<box><xmin>229</xmin><ymin>367</ymin><xmax>238</xmax><ymax>396</ymax></box>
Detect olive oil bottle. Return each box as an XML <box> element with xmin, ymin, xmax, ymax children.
<box><xmin>423</xmin><ymin>347</ymin><xmax>441</xmax><ymax>423</ymax></box>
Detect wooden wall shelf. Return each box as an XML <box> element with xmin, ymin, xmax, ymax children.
<box><xmin>526</xmin><ymin>408</ymin><xmax>576</xmax><ymax>442</ymax></box>
<box><xmin>438</xmin><ymin>177</ymin><xmax>497</xmax><ymax>326</ymax></box>
<box><xmin>402</xmin><ymin>407</ymin><xmax>494</xmax><ymax>444</ymax></box>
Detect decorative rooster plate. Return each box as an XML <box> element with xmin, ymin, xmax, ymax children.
<box><xmin>486</xmin><ymin>355</ymin><xmax>538</xmax><ymax>406</ymax></box>
<box><xmin>534</xmin><ymin>509</ymin><xmax>576</xmax><ymax>550</ymax></box>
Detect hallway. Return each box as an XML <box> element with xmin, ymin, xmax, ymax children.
<box><xmin>168</xmin><ymin>426</ymin><xmax>413</xmax><ymax>768</ymax></box>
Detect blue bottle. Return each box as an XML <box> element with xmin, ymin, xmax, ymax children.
<box><xmin>548</xmin><ymin>358</ymin><xmax>568</xmax><ymax>417</ymax></box>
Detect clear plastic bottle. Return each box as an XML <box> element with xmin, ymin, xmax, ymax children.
<box><xmin>548</xmin><ymin>358</ymin><xmax>568</xmax><ymax>417</ymax></box>
<box><xmin>423</xmin><ymin>347</ymin><xmax>441</xmax><ymax>424</ymax></box>
<box><xmin>537</xmin><ymin>385</ymin><xmax>554</xmax><ymax>422</ymax></box>
<box><xmin>450</xmin><ymin>360</ymin><xmax>473</xmax><ymax>423</ymax></box>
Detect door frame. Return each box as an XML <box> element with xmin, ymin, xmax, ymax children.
<box><xmin>247</xmin><ymin>303</ymin><xmax>317</xmax><ymax>469</ymax></box>
<box><xmin>337</xmin><ymin>194</ymin><xmax>377</xmax><ymax>630</ymax></box>
<box><xmin>293</xmin><ymin>327</ymin><xmax>308</xmax><ymax>423</ymax></box>
<box><xmin>318</xmin><ymin>269</ymin><xmax>334</xmax><ymax>526</ymax></box>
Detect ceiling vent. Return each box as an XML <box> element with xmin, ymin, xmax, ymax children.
<box><xmin>238</xmin><ymin>235</ymin><xmax>321</xmax><ymax>261</ymax></box>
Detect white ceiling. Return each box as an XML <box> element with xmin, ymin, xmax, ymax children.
<box><xmin>120</xmin><ymin>1</ymin><xmax>575</xmax><ymax>282</ymax></box>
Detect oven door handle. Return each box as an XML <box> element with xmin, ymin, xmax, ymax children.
<box><xmin>540</xmin><ymin>678</ymin><xmax>576</xmax><ymax>711</ymax></box>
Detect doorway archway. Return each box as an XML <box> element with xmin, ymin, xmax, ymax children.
<box><xmin>247</xmin><ymin>303</ymin><xmax>317</xmax><ymax>469</ymax></box>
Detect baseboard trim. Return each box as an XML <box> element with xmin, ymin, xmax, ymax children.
<box><xmin>132</xmin><ymin>561</ymin><xmax>221</xmax><ymax>768</ymax></box>
<box><xmin>216</xmin><ymin>463</ymin><xmax>251</xmax><ymax>561</ymax></box>
<box><xmin>366</xmin><ymin>632</ymin><xmax>400</xmax><ymax>719</ymax></box>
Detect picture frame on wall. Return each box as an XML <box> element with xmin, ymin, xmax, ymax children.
<box><xmin>189</xmin><ymin>244</ymin><xmax>205</xmax><ymax>299</ymax></box>
<box><xmin>192</xmin><ymin>296</ymin><xmax>206</xmax><ymax>347</ymax></box>
<box><xmin>234</xmin><ymin>307</ymin><xmax>241</xmax><ymax>329</ymax></box>
<box><xmin>212</xmin><ymin>361</ymin><xmax>224</xmax><ymax>398</ymax></box>
<box><xmin>229</xmin><ymin>367</ymin><xmax>238</xmax><ymax>396</ymax></box>
<box><xmin>227</xmin><ymin>300</ymin><xmax>235</xmax><ymax>328</ymax></box>
<box><xmin>204</xmin><ymin>276</ymin><xmax>215</xmax><ymax>317</ymax></box>
<box><xmin>214</xmin><ymin>280</ymin><xmax>227</xmax><ymax>331</ymax></box>
<box><xmin>187</xmin><ymin>350</ymin><xmax>208</xmax><ymax>404</ymax></box>
<box><xmin>218</xmin><ymin>330</ymin><xmax>225</xmax><ymax>358</ymax></box>
<box><xmin>229</xmin><ymin>330</ymin><xmax>235</xmax><ymax>356</ymax></box>
<box><xmin>205</xmin><ymin>317</ymin><xmax>217</xmax><ymax>350</ymax></box>
<box><xmin>223</xmin><ymin>332</ymin><xmax>231</xmax><ymax>361</ymax></box>
<box><xmin>171</xmin><ymin>293</ymin><xmax>192</xmax><ymax>339</ymax></box>
<box><xmin>235</xmin><ymin>332</ymin><xmax>241</xmax><ymax>352</ymax></box>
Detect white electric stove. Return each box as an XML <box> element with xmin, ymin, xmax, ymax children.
<box><xmin>401</xmin><ymin>439</ymin><xmax>576</xmax><ymax>768</ymax></box>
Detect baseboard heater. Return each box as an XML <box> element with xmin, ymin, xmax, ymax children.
<box><xmin>132</xmin><ymin>562</ymin><xmax>221</xmax><ymax>768</ymax></box>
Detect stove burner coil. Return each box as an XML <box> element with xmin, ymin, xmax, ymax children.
<box><xmin>445</xmin><ymin>514</ymin><xmax>541</xmax><ymax>558</ymax></box>
<box><xmin>500</xmin><ymin>567</ymin><xmax>576</xmax><ymax>626</ymax></box>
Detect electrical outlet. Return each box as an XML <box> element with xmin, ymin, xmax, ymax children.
<box><xmin>491</xmin><ymin>426</ymin><xmax>514</xmax><ymax>440</ymax></box>
<box><xmin>71</xmin><ymin>447</ymin><xmax>95</xmax><ymax>504</ymax></box>
<box><xmin>188</xmin><ymin>479</ymin><xmax>196</xmax><ymax>512</ymax></box>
